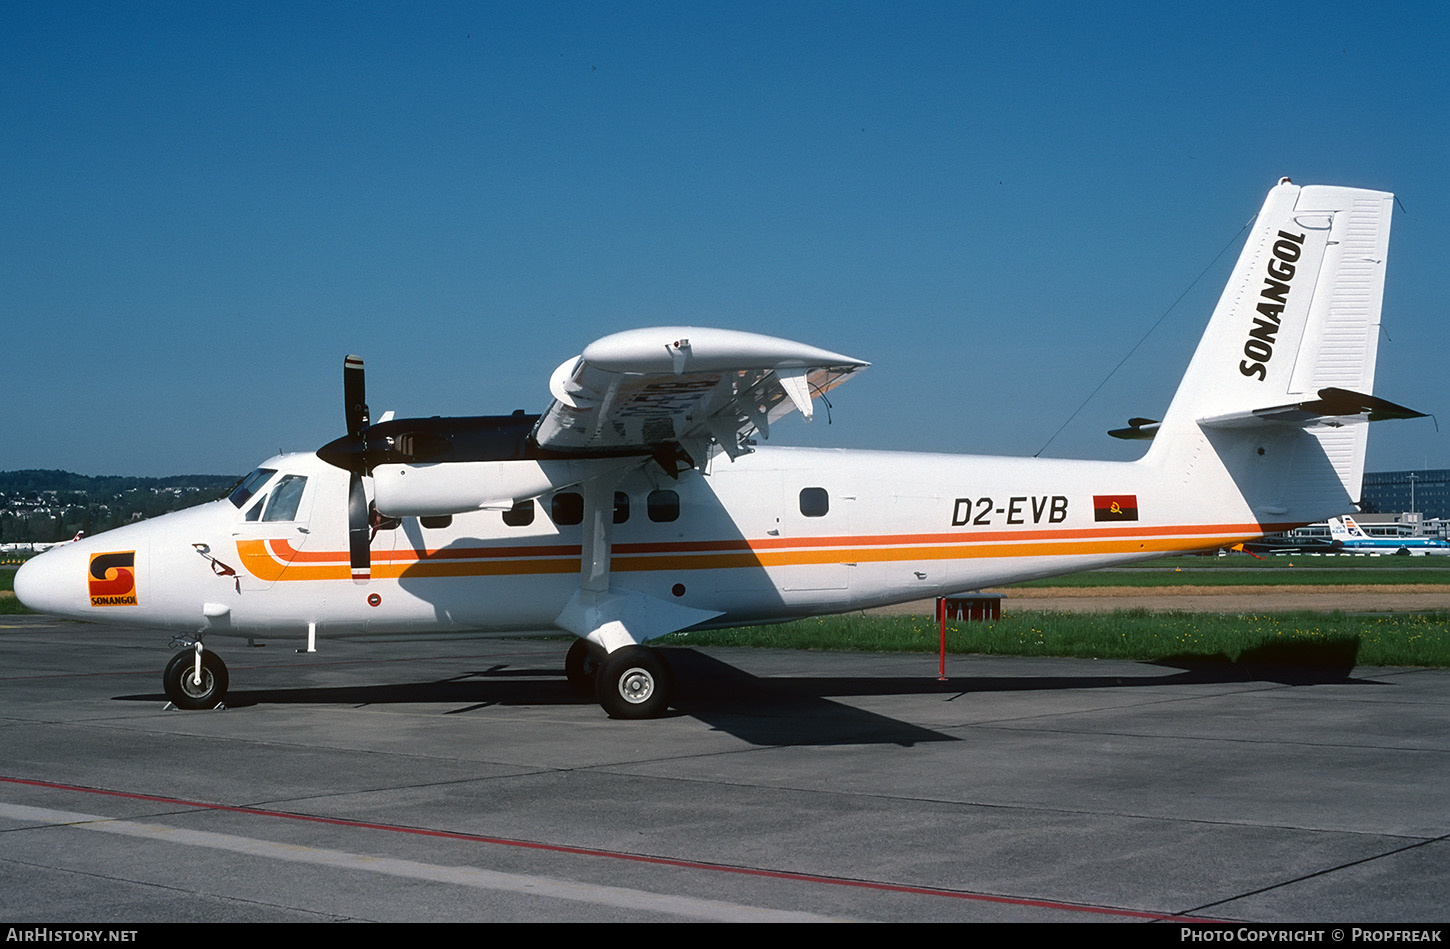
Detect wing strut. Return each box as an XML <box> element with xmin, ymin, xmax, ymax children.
<box><xmin>578</xmin><ymin>473</ymin><xmax>618</xmax><ymax>595</ymax></box>
<box><xmin>554</xmin><ymin>474</ymin><xmax>721</xmax><ymax>653</ymax></box>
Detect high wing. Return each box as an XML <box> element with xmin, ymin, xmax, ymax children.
<box><xmin>533</xmin><ymin>327</ymin><xmax>868</xmax><ymax>465</ymax></box>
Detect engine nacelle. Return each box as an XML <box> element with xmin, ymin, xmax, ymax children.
<box><xmin>372</xmin><ymin>457</ymin><xmax>639</xmax><ymax>517</ymax></box>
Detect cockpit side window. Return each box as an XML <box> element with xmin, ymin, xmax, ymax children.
<box><xmin>260</xmin><ymin>475</ymin><xmax>308</xmax><ymax>522</ymax></box>
<box><xmin>229</xmin><ymin>468</ymin><xmax>276</xmax><ymax>508</ymax></box>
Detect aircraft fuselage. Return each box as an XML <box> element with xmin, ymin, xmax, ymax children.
<box><xmin>16</xmin><ymin>444</ymin><xmax>1279</xmax><ymax>644</ymax></box>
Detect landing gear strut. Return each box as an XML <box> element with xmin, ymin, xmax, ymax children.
<box><xmin>594</xmin><ymin>645</ymin><xmax>673</xmax><ymax>719</ymax></box>
<box><xmin>162</xmin><ymin>647</ymin><xmax>229</xmax><ymax>709</ymax></box>
<box><xmin>558</xmin><ymin>477</ymin><xmax>685</xmax><ymax>719</ymax></box>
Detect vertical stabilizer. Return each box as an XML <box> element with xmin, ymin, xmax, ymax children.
<box><xmin>1147</xmin><ymin>181</ymin><xmax>1395</xmax><ymax>524</ymax></box>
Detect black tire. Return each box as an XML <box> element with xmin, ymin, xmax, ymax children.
<box><xmin>565</xmin><ymin>638</ymin><xmax>605</xmax><ymax>697</ymax></box>
<box><xmin>594</xmin><ymin>646</ymin><xmax>672</xmax><ymax>719</ymax></box>
<box><xmin>163</xmin><ymin>650</ymin><xmax>229</xmax><ymax>709</ymax></box>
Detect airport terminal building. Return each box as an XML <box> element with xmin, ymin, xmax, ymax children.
<box><xmin>1250</xmin><ymin>469</ymin><xmax>1450</xmax><ymax>550</ymax></box>
<box><xmin>1360</xmin><ymin>469</ymin><xmax>1450</xmax><ymax>521</ymax></box>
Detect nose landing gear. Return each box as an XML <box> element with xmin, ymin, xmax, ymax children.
<box><xmin>162</xmin><ymin>647</ymin><xmax>229</xmax><ymax>709</ymax></box>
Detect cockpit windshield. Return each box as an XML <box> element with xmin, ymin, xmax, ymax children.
<box><xmin>243</xmin><ymin>474</ymin><xmax>308</xmax><ymax>522</ymax></box>
<box><xmin>261</xmin><ymin>475</ymin><xmax>307</xmax><ymax>521</ymax></box>
<box><xmin>228</xmin><ymin>468</ymin><xmax>276</xmax><ymax>508</ymax></box>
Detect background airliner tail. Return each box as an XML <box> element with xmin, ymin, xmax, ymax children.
<box><xmin>1145</xmin><ymin>181</ymin><xmax>1396</xmax><ymax>525</ymax></box>
<box><xmin>1331</xmin><ymin>516</ymin><xmax>1378</xmax><ymax>542</ymax></box>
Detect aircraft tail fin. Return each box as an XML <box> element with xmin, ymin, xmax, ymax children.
<box><xmin>1340</xmin><ymin>516</ymin><xmax>1371</xmax><ymax>540</ymax></box>
<box><xmin>1146</xmin><ymin>181</ymin><xmax>1398</xmax><ymax>524</ymax></box>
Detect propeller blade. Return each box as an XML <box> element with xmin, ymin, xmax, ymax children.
<box><xmin>347</xmin><ymin>472</ymin><xmax>371</xmax><ymax>582</ymax></box>
<box><xmin>319</xmin><ymin>355</ymin><xmax>372</xmax><ymax>473</ymax></box>
<box><xmin>344</xmin><ymin>355</ymin><xmax>369</xmax><ymax>438</ymax></box>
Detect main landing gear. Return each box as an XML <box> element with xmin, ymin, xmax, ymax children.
<box><xmin>160</xmin><ymin>636</ymin><xmax>672</xmax><ymax>718</ymax></box>
<box><xmin>162</xmin><ymin>647</ymin><xmax>229</xmax><ymax>709</ymax></box>
<box><xmin>566</xmin><ymin>639</ymin><xmax>674</xmax><ymax>719</ymax></box>
<box><xmin>565</xmin><ymin>638</ymin><xmax>605</xmax><ymax>696</ymax></box>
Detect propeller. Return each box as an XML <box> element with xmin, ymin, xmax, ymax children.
<box><xmin>318</xmin><ymin>357</ymin><xmax>595</xmax><ymax>573</ymax></box>
<box><xmin>347</xmin><ymin>467</ymin><xmax>370</xmax><ymax>582</ymax></box>
<box><xmin>344</xmin><ymin>354</ymin><xmax>369</xmax><ymax>436</ymax></box>
<box><xmin>343</xmin><ymin>356</ymin><xmax>372</xmax><ymax>581</ymax></box>
<box><xmin>316</xmin><ymin>355</ymin><xmax>375</xmax><ymax>582</ymax></box>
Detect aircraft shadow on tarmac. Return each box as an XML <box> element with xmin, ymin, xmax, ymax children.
<box><xmin>112</xmin><ymin>639</ymin><xmax>1376</xmax><ymax>748</ymax></box>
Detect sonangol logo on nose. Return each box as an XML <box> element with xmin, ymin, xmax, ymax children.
<box><xmin>89</xmin><ymin>551</ymin><xmax>137</xmax><ymax>606</ymax></box>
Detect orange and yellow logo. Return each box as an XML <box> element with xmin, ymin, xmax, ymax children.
<box><xmin>89</xmin><ymin>551</ymin><xmax>137</xmax><ymax>606</ymax></box>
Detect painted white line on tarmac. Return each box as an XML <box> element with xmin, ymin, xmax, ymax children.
<box><xmin>0</xmin><ymin>802</ymin><xmax>844</xmax><ymax>922</ymax></box>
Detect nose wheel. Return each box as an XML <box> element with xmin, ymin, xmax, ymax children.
<box><xmin>163</xmin><ymin>649</ymin><xmax>229</xmax><ymax>709</ymax></box>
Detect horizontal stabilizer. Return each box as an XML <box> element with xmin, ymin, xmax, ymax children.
<box><xmin>1198</xmin><ymin>387</ymin><xmax>1426</xmax><ymax>431</ymax></box>
<box><xmin>1108</xmin><ymin>417</ymin><xmax>1161</xmax><ymax>441</ymax></box>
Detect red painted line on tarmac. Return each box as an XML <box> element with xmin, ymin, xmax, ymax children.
<box><xmin>1</xmin><ymin>775</ymin><xmax>1225</xmax><ymax>922</ymax></box>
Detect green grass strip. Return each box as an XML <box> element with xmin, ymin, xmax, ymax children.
<box><xmin>659</xmin><ymin>610</ymin><xmax>1450</xmax><ymax>668</ymax></box>
<box><xmin>1015</xmin><ymin>554</ymin><xmax>1450</xmax><ymax>586</ymax></box>
<box><xmin>1015</xmin><ymin>569</ymin><xmax>1450</xmax><ymax>587</ymax></box>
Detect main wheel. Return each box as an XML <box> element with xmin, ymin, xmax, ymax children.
<box><xmin>565</xmin><ymin>638</ymin><xmax>605</xmax><ymax>697</ymax></box>
<box><xmin>163</xmin><ymin>650</ymin><xmax>229</xmax><ymax>709</ymax></box>
<box><xmin>595</xmin><ymin>646</ymin><xmax>672</xmax><ymax>719</ymax></box>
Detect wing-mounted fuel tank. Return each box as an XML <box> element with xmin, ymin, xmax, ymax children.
<box><xmin>372</xmin><ymin>456</ymin><xmax>640</xmax><ymax>516</ymax></box>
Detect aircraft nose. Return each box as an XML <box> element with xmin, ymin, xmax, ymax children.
<box><xmin>13</xmin><ymin>548</ymin><xmax>84</xmax><ymax>617</ymax></box>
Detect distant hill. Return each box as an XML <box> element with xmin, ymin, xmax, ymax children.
<box><xmin>0</xmin><ymin>470</ymin><xmax>239</xmax><ymax>495</ymax></box>
<box><xmin>0</xmin><ymin>470</ymin><xmax>242</xmax><ymax>544</ymax></box>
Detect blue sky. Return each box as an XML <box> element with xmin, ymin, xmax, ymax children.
<box><xmin>4</xmin><ymin>1</ymin><xmax>1447</xmax><ymax>476</ymax></box>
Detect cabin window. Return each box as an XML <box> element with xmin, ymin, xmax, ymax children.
<box><xmin>799</xmin><ymin>487</ymin><xmax>829</xmax><ymax>517</ymax></box>
<box><xmin>229</xmin><ymin>468</ymin><xmax>276</xmax><ymax>508</ymax></box>
<box><xmin>261</xmin><ymin>475</ymin><xmax>308</xmax><ymax>521</ymax></box>
<box><xmin>614</xmin><ymin>492</ymin><xmax>630</xmax><ymax>524</ymax></box>
<box><xmin>647</xmin><ymin>489</ymin><xmax>680</xmax><ymax>523</ymax></box>
<box><xmin>551</xmin><ymin>492</ymin><xmax>583</xmax><ymax>526</ymax></box>
<box><xmin>420</xmin><ymin>515</ymin><xmax>452</xmax><ymax>529</ymax></box>
<box><xmin>503</xmin><ymin>500</ymin><xmax>534</xmax><ymax>527</ymax></box>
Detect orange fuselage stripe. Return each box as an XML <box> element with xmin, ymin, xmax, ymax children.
<box><xmin>236</xmin><ymin>522</ymin><xmax>1284</xmax><ymax>582</ymax></box>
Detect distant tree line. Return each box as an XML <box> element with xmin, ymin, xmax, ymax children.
<box><xmin>0</xmin><ymin>470</ymin><xmax>241</xmax><ymax>544</ymax></box>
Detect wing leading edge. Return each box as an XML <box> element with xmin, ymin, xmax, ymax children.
<box><xmin>533</xmin><ymin>327</ymin><xmax>868</xmax><ymax>462</ymax></box>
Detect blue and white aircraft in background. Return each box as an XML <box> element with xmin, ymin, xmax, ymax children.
<box><xmin>1328</xmin><ymin>517</ymin><xmax>1450</xmax><ymax>556</ymax></box>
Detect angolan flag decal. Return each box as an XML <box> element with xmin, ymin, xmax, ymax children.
<box><xmin>1093</xmin><ymin>495</ymin><xmax>1138</xmax><ymax>522</ymax></box>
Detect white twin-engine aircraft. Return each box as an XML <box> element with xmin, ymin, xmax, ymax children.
<box><xmin>15</xmin><ymin>180</ymin><xmax>1428</xmax><ymax>718</ymax></box>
